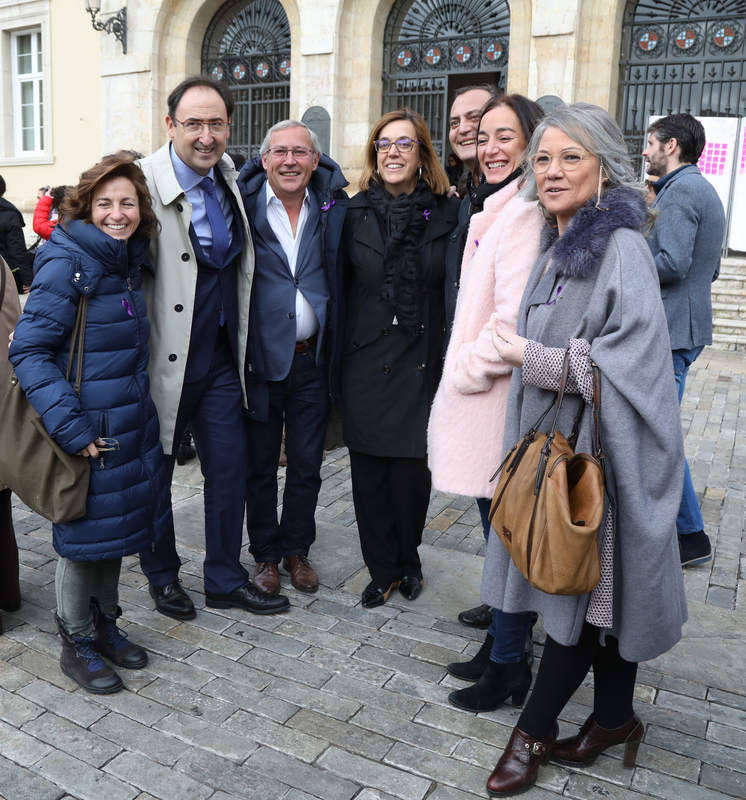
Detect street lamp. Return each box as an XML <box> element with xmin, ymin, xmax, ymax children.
<box><xmin>85</xmin><ymin>0</ymin><xmax>127</xmax><ymax>54</ymax></box>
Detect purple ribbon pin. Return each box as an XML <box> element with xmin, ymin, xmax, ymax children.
<box><xmin>422</xmin><ymin>209</ymin><xmax>431</xmax><ymax>221</ymax></box>
<box><xmin>546</xmin><ymin>285</ymin><xmax>564</xmax><ymax>305</ymax></box>
<box><xmin>321</xmin><ymin>199</ymin><xmax>335</xmax><ymax>211</ymax></box>
<box><xmin>474</xmin><ymin>239</ymin><xmax>479</xmax><ymax>248</ymax></box>
<box><xmin>121</xmin><ymin>298</ymin><xmax>133</xmax><ymax>317</ymax></box>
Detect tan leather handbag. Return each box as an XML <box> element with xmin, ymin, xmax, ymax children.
<box><xmin>0</xmin><ymin>293</ymin><xmax>90</xmax><ymax>523</ymax></box>
<box><xmin>489</xmin><ymin>350</ymin><xmax>605</xmax><ymax>595</ymax></box>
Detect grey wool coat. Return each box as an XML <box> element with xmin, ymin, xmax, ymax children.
<box><xmin>481</xmin><ymin>188</ymin><xmax>688</xmax><ymax>664</ymax></box>
<box><xmin>648</xmin><ymin>164</ymin><xmax>725</xmax><ymax>350</ymax></box>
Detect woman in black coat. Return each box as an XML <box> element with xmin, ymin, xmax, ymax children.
<box><xmin>341</xmin><ymin>108</ymin><xmax>459</xmax><ymax>608</ymax></box>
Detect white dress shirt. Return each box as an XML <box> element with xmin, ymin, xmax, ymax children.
<box><xmin>264</xmin><ymin>182</ymin><xmax>319</xmax><ymax>342</ymax></box>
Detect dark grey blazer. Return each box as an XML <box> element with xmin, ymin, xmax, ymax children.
<box><xmin>648</xmin><ymin>164</ymin><xmax>726</xmax><ymax>350</ymax></box>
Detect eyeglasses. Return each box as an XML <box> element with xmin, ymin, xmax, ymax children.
<box><xmin>374</xmin><ymin>137</ymin><xmax>421</xmax><ymax>153</ymax></box>
<box><xmin>266</xmin><ymin>146</ymin><xmax>315</xmax><ymax>160</ymax></box>
<box><xmin>530</xmin><ymin>151</ymin><xmax>593</xmax><ymax>174</ymax></box>
<box><xmin>174</xmin><ymin>118</ymin><xmax>229</xmax><ymax>135</ymax></box>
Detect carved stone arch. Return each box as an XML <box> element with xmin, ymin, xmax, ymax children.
<box><xmin>148</xmin><ymin>0</ymin><xmax>300</xmax><ymax>153</ymax></box>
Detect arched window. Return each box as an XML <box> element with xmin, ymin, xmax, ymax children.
<box><xmin>383</xmin><ymin>0</ymin><xmax>510</xmax><ymax>158</ymax></box>
<box><xmin>619</xmin><ymin>0</ymin><xmax>746</xmax><ymax>163</ymax></box>
<box><xmin>202</xmin><ymin>0</ymin><xmax>291</xmax><ymax>159</ymax></box>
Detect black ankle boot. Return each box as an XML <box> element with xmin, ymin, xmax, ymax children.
<box><xmin>448</xmin><ymin>658</ymin><xmax>532</xmax><ymax>712</ymax></box>
<box><xmin>447</xmin><ymin>633</ymin><xmax>494</xmax><ymax>681</ymax></box>
<box><xmin>91</xmin><ymin>600</ymin><xmax>148</xmax><ymax>669</ymax></box>
<box><xmin>56</xmin><ymin>615</ymin><xmax>123</xmax><ymax>694</ymax></box>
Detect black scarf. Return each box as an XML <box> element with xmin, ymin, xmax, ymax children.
<box><xmin>470</xmin><ymin>168</ymin><xmax>523</xmax><ymax>214</ymax></box>
<box><xmin>367</xmin><ymin>179</ymin><xmax>436</xmax><ymax>332</ymax></box>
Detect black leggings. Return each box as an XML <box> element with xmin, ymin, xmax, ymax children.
<box><xmin>518</xmin><ymin>623</ymin><xmax>638</xmax><ymax>739</ymax></box>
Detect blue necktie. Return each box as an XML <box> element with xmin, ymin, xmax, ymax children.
<box><xmin>199</xmin><ymin>176</ymin><xmax>231</xmax><ymax>266</ymax></box>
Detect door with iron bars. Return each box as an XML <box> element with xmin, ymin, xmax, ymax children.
<box><xmin>383</xmin><ymin>0</ymin><xmax>511</xmax><ymax>160</ymax></box>
<box><xmin>202</xmin><ymin>0</ymin><xmax>291</xmax><ymax>160</ymax></box>
<box><xmin>618</xmin><ymin>0</ymin><xmax>746</xmax><ymax>170</ymax></box>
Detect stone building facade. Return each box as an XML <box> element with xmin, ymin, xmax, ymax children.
<box><xmin>1</xmin><ymin>0</ymin><xmax>744</xmax><ymax>207</ymax></box>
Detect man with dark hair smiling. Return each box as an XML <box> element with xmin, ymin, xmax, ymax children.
<box><xmin>138</xmin><ymin>77</ymin><xmax>289</xmax><ymax>618</ymax></box>
<box><xmin>643</xmin><ymin>112</ymin><xmax>726</xmax><ymax>568</ymax></box>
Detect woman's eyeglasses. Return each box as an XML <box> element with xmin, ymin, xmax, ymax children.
<box><xmin>530</xmin><ymin>151</ymin><xmax>593</xmax><ymax>174</ymax></box>
<box><xmin>374</xmin><ymin>137</ymin><xmax>421</xmax><ymax>153</ymax></box>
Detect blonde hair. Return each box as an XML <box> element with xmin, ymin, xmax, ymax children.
<box><xmin>359</xmin><ymin>108</ymin><xmax>449</xmax><ymax>195</ymax></box>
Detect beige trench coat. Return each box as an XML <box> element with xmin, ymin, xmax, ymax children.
<box><xmin>138</xmin><ymin>145</ymin><xmax>254</xmax><ymax>454</ymax></box>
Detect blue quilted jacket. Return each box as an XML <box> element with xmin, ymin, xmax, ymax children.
<box><xmin>9</xmin><ymin>220</ymin><xmax>169</xmax><ymax>560</ymax></box>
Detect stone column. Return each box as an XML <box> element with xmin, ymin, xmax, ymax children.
<box><xmin>527</xmin><ymin>0</ymin><xmax>582</xmax><ymax>104</ymax></box>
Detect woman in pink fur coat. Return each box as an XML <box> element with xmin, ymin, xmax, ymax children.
<box><xmin>428</xmin><ymin>94</ymin><xmax>544</xmax><ymax>712</ymax></box>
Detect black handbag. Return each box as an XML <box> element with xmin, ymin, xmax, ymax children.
<box><xmin>0</xmin><ymin>292</ymin><xmax>91</xmax><ymax>523</ymax></box>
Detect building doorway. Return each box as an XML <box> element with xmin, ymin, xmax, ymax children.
<box><xmin>382</xmin><ymin>0</ymin><xmax>510</xmax><ymax>159</ymax></box>
<box><xmin>618</xmin><ymin>0</ymin><xmax>746</xmax><ymax>168</ymax></box>
<box><xmin>201</xmin><ymin>0</ymin><xmax>291</xmax><ymax>159</ymax></box>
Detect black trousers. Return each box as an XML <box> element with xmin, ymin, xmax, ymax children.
<box><xmin>518</xmin><ymin>622</ymin><xmax>638</xmax><ymax>738</ymax></box>
<box><xmin>0</xmin><ymin>489</ymin><xmax>20</xmax><ymax>613</ymax></box>
<box><xmin>349</xmin><ymin>450</ymin><xmax>431</xmax><ymax>589</ymax></box>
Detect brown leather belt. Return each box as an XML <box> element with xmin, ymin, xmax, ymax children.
<box><xmin>295</xmin><ymin>333</ymin><xmax>318</xmax><ymax>353</ymax></box>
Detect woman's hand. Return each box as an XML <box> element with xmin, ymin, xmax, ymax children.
<box><xmin>492</xmin><ymin>321</ymin><xmax>528</xmax><ymax>367</ymax></box>
<box><xmin>77</xmin><ymin>438</ymin><xmax>106</xmax><ymax>458</ymax></box>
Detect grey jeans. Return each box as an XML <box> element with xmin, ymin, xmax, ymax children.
<box><xmin>55</xmin><ymin>557</ymin><xmax>121</xmax><ymax>636</ymax></box>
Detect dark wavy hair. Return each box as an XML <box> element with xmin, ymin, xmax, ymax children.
<box><xmin>60</xmin><ymin>151</ymin><xmax>158</xmax><ymax>239</ymax></box>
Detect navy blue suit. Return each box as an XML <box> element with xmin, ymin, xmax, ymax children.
<box><xmin>237</xmin><ymin>155</ymin><xmax>348</xmax><ymax>563</ymax></box>
<box><xmin>139</xmin><ymin>171</ymin><xmax>251</xmax><ymax>594</ymax></box>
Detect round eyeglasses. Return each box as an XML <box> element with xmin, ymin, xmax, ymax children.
<box><xmin>374</xmin><ymin>137</ymin><xmax>421</xmax><ymax>153</ymax></box>
<box><xmin>530</xmin><ymin>151</ymin><xmax>593</xmax><ymax>174</ymax></box>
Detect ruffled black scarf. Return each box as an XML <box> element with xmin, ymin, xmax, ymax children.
<box><xmin>367</xmin><ymin>179</ymin><xmax>436</xmax><ymax>331</ymax></box>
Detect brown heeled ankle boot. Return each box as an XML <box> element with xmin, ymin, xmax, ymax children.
<box><xmin>486</xmin><ymin>723</ymin><xmax>558</xmax><ymax>797</ymax></box>
<box><xmin>552</xmin><ymin>713</ymin><xmax>644</xmax><ymax>768</ymax></box>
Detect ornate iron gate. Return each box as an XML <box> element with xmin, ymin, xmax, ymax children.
<box><xmin>618</xmin><ymin>0</ymin><xmax>746</xmax><ymax>167</ymax></box>
<box><xmin>201</xmin><ymin>0</ymin><xmax>291</xmax><ymax>159</ymax></box>
<box><xmin>383</xmin><ymin>0</ymin><xmax>511</xmax><ymax>158</ymax></box>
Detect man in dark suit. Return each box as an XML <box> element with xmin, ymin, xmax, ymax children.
<box><xmin>237</xmin><ymin>121</ymin><xmax>348</xmax><ymax>596</ymax></box>
<box><xmin>643</xmin><ymin>113</ymin><xmax>726</xmax><ymax>568</ymax></box>
<box><xmin>138</xmin><ymin>78</ymin><xmax>289</xmax><ymax>618</ymax></box>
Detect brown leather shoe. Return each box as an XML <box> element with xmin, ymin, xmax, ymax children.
<box><xmin>552</xmin><ymin>713</ymin><xmax>643</xmax><ymax>768</ymax></box>
<box><xmin>283</xmin><ymin>555</ymin><xmax>318</xmax><ymax>593</ymax></box>
<box><xmin>486</xmin><ymin>724</ymin><xmax>557</xmax><ymax>797</ymax></box>
<box><xmin>253</xmin><ymin>562</ymin><xmax>280</xmax><ymax>595</ymax></box>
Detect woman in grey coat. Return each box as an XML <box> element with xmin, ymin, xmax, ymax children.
<box><xmin>481</xmin><ymin>103</ymin><xmax>687</xmax><ymax>797</ymax></box>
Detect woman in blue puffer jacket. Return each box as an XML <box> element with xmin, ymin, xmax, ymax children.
<box><xmin>9</xmin><ymin>152</ymin><xmax>169</xmax><ymax>694</ymax></box>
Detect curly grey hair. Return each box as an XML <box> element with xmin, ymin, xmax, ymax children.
<box><xmin>260</xmin><ymin>120</ymin><xmax>321</xmax><ymax>156</ymax></box>
<box><xmin>521</xmin><ymin>102</ymin><xmax>645</xmax><ymax>208</ymax></box>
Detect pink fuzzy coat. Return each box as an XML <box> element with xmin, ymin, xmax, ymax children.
<box><xmin>427</xmin><ymin>180</ymin><xmax>543</xmax><ymax>499</ymax></box>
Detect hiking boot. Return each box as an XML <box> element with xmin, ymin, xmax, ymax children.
<box><xmin>56</xmin><ymin>614</ymin><xmax>123</xmax><ymax>694</ymax></box>
<box><xmin>91</xmin><ymin>599</ymin><xmax>148</xmax><ymax>669</ymax></box>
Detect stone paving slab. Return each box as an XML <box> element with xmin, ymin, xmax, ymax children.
<box><xmin>0</xmin><ymin>346</ymin><xmax>745</xmax><ymax>799</ymax></box>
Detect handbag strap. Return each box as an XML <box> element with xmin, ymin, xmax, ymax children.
<box><xmin>65</xmin><ymin>296</ymin><xmax>88</xmax><ymax>395</ymax></box>
<box><xmin>546</xmin><ymin>348</ymin><xmax>572</xmax><ymax>438</ymax></box>
<box><xmin>591</xmin><ymin>360</ymin><xmax>605</xmax><ymax>470</ymax></box>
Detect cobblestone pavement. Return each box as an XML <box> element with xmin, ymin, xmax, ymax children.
<box><xmin>1</xmin><ymin>346</ymin><xmax>745</xmax><ymax>800</ymax></box>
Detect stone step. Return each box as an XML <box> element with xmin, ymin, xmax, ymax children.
<box><xmin>712</xmin><ymin>302</ymin><xmax>746</xmax><ymax>320</ymax></box>
<box><xmin>711</xmin><ymin>332</ymin><xmax>746</xmax><ymax>351</ymax></box>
